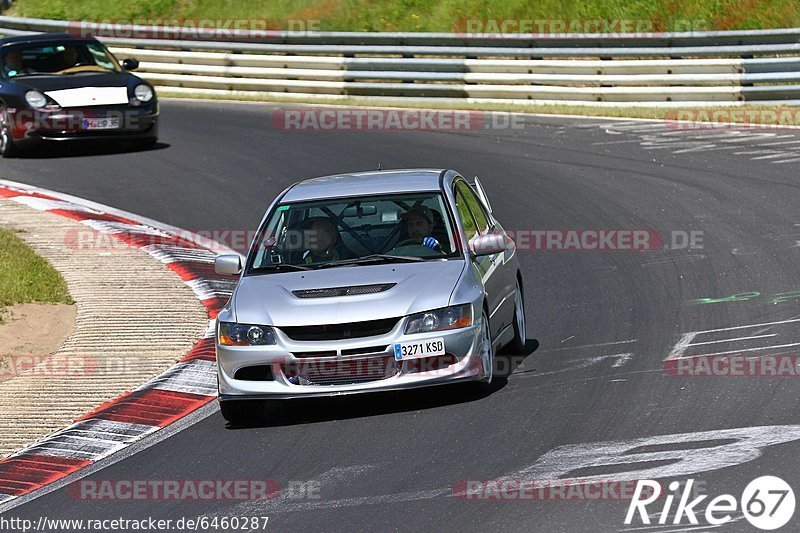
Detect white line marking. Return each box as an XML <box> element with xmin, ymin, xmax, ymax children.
<box><xmin>666</xmin><ymin>332</ymin><xmax>698</xmax><ymax>360</ymax></box>
<box><xmin>683</xmin><ymin>342</ymin><xmax>800</xmax><ymax>358</ymax></box>
<box><xmin>512</xmin><ymin>353</ymin><xmax>633</xmax><ymax>378</ymax></box>
<box><xmin>686</xmin><ymin>333</ymin><xmax>777</xmax><ymax>347</ymax></box>
<box><xmin>692</xmin><ymin>316</ymin><xmax>800</xmax><ymax>335</ymax></box>
<box><xmin>537</xmin><ymin>339</ymin><xmax>637</xmax><ymax>353</ymax></box>
<box><xmin>612</xmin><ymin>353</ymin><xmax>634</xmax><ymax>367</ymax></box>
<box><xmin>772</xmin><ymin>156</ymin><xmax>800</xmax><ymax>164</ymax></box>
<box><xmin>753</xmin><ymin>151</ymin><xmax>800</xmax><ymax>160</ymax></box>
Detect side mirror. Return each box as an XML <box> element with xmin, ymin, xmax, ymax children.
<box><xmin>121</xmin><ymin>58</ymin><xmax>139</xmax><ymax>71</ymax></box>
<box><xmin>215</xmin><ymin>254</ymin><xmax>242</xmax><ymax>276</ymax></box>
<box><xmin>469</xmin><ymin>233</ymin><xmax>506</xmax><ymax>257</ymax></box>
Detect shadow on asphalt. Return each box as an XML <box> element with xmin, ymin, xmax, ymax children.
<box><xmin>14</xmin><ymin>141</ymin><xmax>169</xmax><ymax>159</ymax></box>
<box><xmin>225</xmin><ymin>338</ymin><xmax>539</xmax><ymax>429</ymax></box>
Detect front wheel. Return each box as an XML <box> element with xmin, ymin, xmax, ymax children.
<box><xmin>0</xmin><ymin>108</ymin><xmax>19</xmax><ymax>158</ymax></box>
<box><xmin>479</xmin><ymin>312</ymin><xmax>494</xmax><ymax>384</ymax></box>
<box><xmin>506</xmin><ymin>281</ymin><xmax>526</xmax><ymax>354</ymax></box>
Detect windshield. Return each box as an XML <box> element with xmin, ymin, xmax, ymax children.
<box><xmin>1</xmin><ymin>42</ymin><xmax>120</xmax><ymax>78</ymax></box>
<box><xmin>248</xmin><ymin>192</ymin><xmax>460</xmax><ymax>272</ymax></box>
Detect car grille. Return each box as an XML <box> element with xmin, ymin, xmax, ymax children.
<box><xmin>281</xmin><ymin>355</ymin><xmax>399</xmax><ymax>386</ymax></box>
<box><xmin>280</xmin><ymin>317</ymin><xmax>399</xmax><ymax>341</ymax></box>
<box><xmin>291</xmin><ymin>350</ymin><xmax>337</xmax><ymax>359</ymax></box>
<box><xmin>292</xmin><ymin>283</ymin><xmax>396</xmax><ymax>299</ymax></box>
<box><xmin>341</xmin><ymin>345</ymin><xmax>389</xmax><ymax>356</ymax></box>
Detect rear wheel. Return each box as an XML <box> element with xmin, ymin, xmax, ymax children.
<box><xmin>219</xmin><ymin>400</ymin><xmax>263</xmax><ymax>424</ymax></box>
<box><xmin>0</xmin><ymin>108</ymin><xmax>19</xmax><ymax>158</ymax></box>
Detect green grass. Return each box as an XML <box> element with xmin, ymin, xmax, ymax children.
<box><xmin>9</xmin><ymin>0</ymin><xmax>800</xmax><ymax>32</ymax></box>
<box><xmin>0</xmin><ymin>228</ymin><xmax>73</xmax><ymax>321</ymax></box>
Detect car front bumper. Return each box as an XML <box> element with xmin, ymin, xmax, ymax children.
<box><xmin>10</xmin><ymin>105</ymin><xmax>158</xmax><ymax>146</ymax></box>
<box><xmin>217</xmin><ymin>320</ymin><xmax>485</xmax><ymax>400</ymax></box>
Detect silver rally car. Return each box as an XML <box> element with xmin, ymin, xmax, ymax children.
<box><xmin>214</xmin><ymin>169</ymin><xmax>525</xmax><ymax>422</ymax></box>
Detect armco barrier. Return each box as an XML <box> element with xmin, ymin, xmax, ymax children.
<box><xmin>1</xmin><ymin>16</ymin><xmax>800</xmax><ymax>105</ymax></box>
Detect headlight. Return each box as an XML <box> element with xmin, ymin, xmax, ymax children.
<box><xmin>405</xmin><ymin>304</ymin><xmax>473</xmax><ymax>334</ymax></box>
<box><xmin>25</xmin><ymin>90</ymin><xmax>47</xmax><ymax>109</ymax></box>
<box><xmin>134</xmin><ymin>84</ymin><xmax>153</xmax><ymax>102</ymax></box>
<box><xmin>218</xmin><ymin>322</ymin><xmax>276</xmax><ymax>346</ymax></box>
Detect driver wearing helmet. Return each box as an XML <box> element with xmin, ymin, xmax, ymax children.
<box><xmin>300</xmin><ymin>216</ymin><xmax>350</xmax><ymax>264</ymax></box>
<box><xmin>402</xmin><ymin>206</ymin><xmax>441</xmax><ymax>251</ymax></box>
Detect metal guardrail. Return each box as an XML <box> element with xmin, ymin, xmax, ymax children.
<box><xmin>2</xmin><ymin>16</ymin><xmax>800</xmax><ymax>105</ymax></box>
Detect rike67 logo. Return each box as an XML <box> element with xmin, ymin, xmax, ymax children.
<box><xmin>625</xmin><ymin>476</ymin><xmax>795</xmax><ymax>530</ymax></box>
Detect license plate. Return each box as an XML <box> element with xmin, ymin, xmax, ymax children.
<box><xmin>393</xmin><ymin>338</ymin><xmax>445</xmax><ymax>361</ymax></box>
<box><xmin>82</xmin><ymin>117</ymin><xmax>120</xmax><ymax>130</ymax></box>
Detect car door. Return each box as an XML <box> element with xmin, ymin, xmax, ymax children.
<box><xmin>454</xmin><ymin>180</ymin><xmax>508</xmax><ymax>338</ymax></box>
<box><xmin>471</xmin><ymin>177</ymin><xmax>517</xmax><ymax>321</ymax></box>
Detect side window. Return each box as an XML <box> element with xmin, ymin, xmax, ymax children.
<box><xmin>455</xmin><ymin>182</ymin><xmax>491</xmax><ymax>234</ymax></box>
<box><xmin>455</xmin><ymin>189</ymin><xmax>478</xmax><ymax>242</ymax></box>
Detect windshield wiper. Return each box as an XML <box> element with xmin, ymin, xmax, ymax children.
<box><xmin>60</xmin><ymin>71</ymin><xmax>110</xmax><ymax>75</ymax></box>
<box><xmin>250</xmin><ymin>263</ymin><xmax>312</xmax><ymax>273</ymax></box>
<box><xmin>314</xmin><ymin>254</ymin><xmax>425</xmax><ymax>269</ymax></box>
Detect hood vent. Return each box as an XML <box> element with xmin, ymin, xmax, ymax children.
<box><xmin>292</xmin><ymin>283</ymin><xmax>396</xmax><ymax>299</ymax></box>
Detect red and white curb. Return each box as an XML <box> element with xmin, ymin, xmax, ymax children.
<box><xmin>0</xmin><ymin>180</ymin><xmax>239</xmax><ymax>505</ymax></box>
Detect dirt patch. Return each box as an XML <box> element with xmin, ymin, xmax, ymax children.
<box><xmin>0</xmin><ymin>302</ymin><xmax>76</xmax><ymax>357</ymax></box>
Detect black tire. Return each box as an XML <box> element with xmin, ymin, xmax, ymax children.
<box><xmin>478</xmin><ymin>306</ymin><xmax>494</xmax><ymax>385</ymax></box>
<box><xmin>506</xmin><ymin>280</ymin><xmax>526</xmax><ymax>354</ymax></box>
<box><xmin>219</xmin><ymin>400</ymin><xmax>263</xmax><ymax>424</ymax></box>
<box><xmin>0</xmin><ymin>108</ymin><xmax>19</xmax><ymax>158</ymax></box>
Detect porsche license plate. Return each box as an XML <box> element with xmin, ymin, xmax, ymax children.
<box><xmin>82</xmin><ymin>117</ymin><xmax>120</xmax><ymax>130</ymax></box>
<box><xmin>393</xmin><ymin>338</ymin><xmax>445</xmax><ymax>361</ymax></box>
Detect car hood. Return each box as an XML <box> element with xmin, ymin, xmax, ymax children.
<box><xmin>232</xmin><ymin>260</ymin><xmax>466</xmax><ymax>327</ymax></box>
<box><xmin>11</xmin><ymin>72</ymin><xmax>132</xmax><ymax>92</ymax></box>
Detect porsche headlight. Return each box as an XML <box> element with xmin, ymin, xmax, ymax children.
<box><xmin>134</xmin><ymin>84</ymin><xmax>153</xmax><ymax>102</ymax></box>
<box><xmin>218</xmin><ymin>322</ymin><xmax>276</xmax><ymax>346</ymax></box>
<box><xmin>405</xmin><ymin>304</ymin><xmax>473</xmax><ymax>334</ymax></box>
<box><xmin>25</xmin><ymin>90</ymin><xmax>47</xmax><ymax>109</ymax></box>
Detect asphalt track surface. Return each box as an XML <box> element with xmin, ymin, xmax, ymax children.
<box><xmin>4</xmin><ymin>100</ymin><xmax>800</xmax><ymax>532</ymax></box>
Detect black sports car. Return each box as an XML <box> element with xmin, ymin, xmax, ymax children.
<box><xmin>0</xmin><ymin>33</ymin><xmax>158</xmax><ymax>157</ymax></box>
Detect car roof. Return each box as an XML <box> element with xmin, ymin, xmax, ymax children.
<box><xmin>0</xmin><ymin>33</ymin><xmax>99</xmax><ymax>47</ymax></box>
<box><xmin>281</xmin><ymin>169</ymin><xmax>452</xmax><ymax>202</ymax></box>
